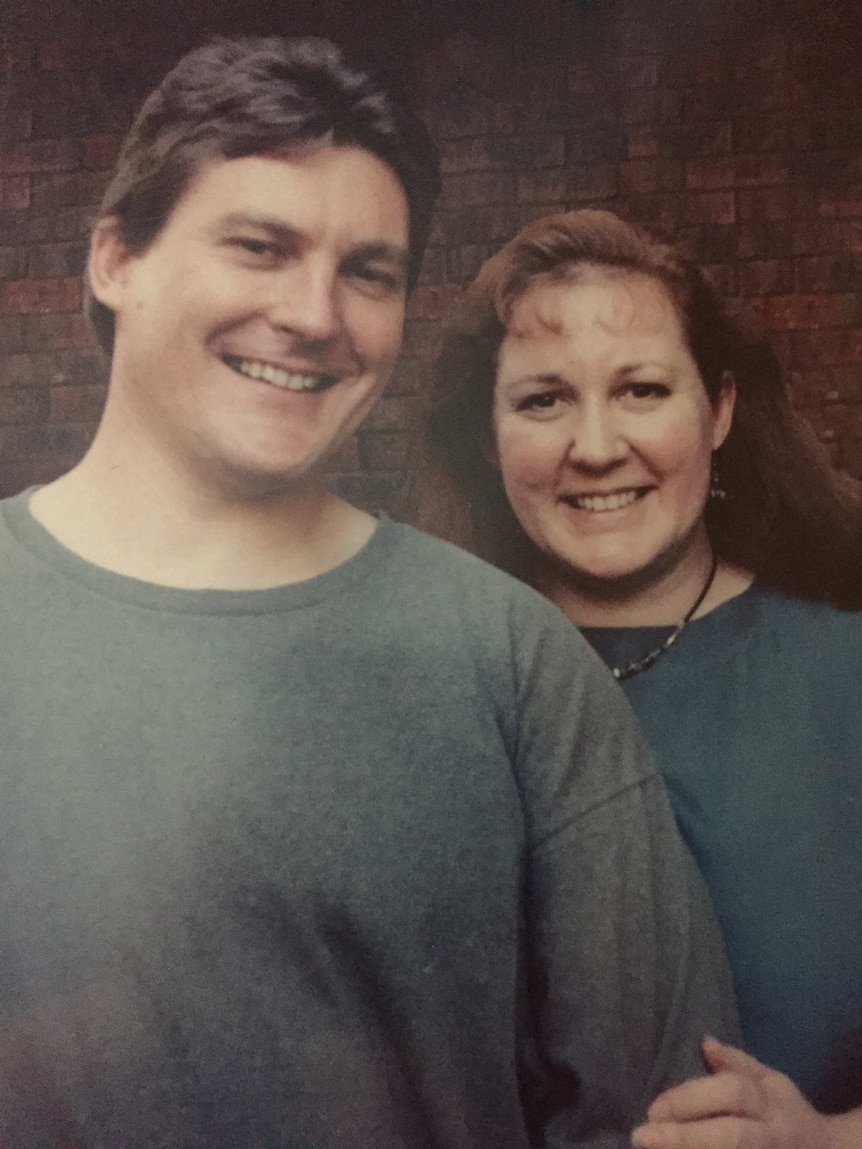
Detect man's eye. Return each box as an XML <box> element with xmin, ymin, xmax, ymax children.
<box><xmin>230</xmin><ymin>238</ymin><xmax>280</xmax><ymax>259</ymax></box>
<box><xmin>346</xmin><ymin>265</ymin><xmax>404</xmax><ymax>294</ymax></box>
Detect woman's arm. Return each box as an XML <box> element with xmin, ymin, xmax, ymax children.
<box><xmin>632</xmin><ymin>1037</ymin><xmax>862</xmax><ymax>1149</ymax></box>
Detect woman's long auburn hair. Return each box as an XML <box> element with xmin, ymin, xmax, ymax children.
<box><xmin>412</xmin><ymin>208</ymin><xmax>862</xmax><ymax>608</ymax></box>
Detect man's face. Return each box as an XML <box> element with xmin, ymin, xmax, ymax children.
<box><xmin>89</xmin><ymin>147</ymin><xmax>410</xmax><ymax>497</ymax></box>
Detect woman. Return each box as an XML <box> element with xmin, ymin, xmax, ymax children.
<box><xmin>416</xmin><ymin>209</ymin><xmax>862</xmax><ymax>1148</ymax></box>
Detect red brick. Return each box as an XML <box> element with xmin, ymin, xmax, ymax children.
<box><xmin>618</xmin><ymin>194</ymin><xmax>683</xmax><ymax>236</ymax></box>
<box><xmin>0</xmin><ymin>110</ymin><xmax>33</xmax><ymax>145</ymax></box>
<box><xmin>517</xmin><ymin>170</ymin><xmax>568</xmax><ymax>203</ymax></box>
<box><xmin>31</xmin><ymin>171</ymin><xmax>107</xmax><ymax>209</ymax></box>
<box><xmin>407</xmin><ymin>284</ymin><xmax>464</xmax><ymax>322</ymax></box>
<box><xmin>795</xmin><ymin>255</ymin><xmax>857</xmax><ymax>293</ymax></box>
<box><xmin>431</xmin><ymin>89</ymin><xmax>516</xmax><ymax>141</ymax></box>
<box><xmin>362</xmin><ymin>396</ymin><xmax>413</xmax><ymax>434</ymax></box>
<box><xmin>627</xmin><ymin>126</ymin><xmax>660</xmax><ymax>160</ymax></box>
<box><xmin>786</xmin><ymin>368</ymin><xmax>836</xmax><ymax>407</ymax></box>
<box><xmin>734</xmin><ymin>115</ymin><xmax>811</xmax><ymax>153</ymax></box>
<box><xmin>49</xmin><ymin>383</ymin><xmax>107</xmax><ymax>422</ymax></box>
<box><xmin>334</xmin><ymin>471</ymin><xmax>403</xmax><ymax>511</ymax></box>
<box><xmin>567</xmin><ymin>164</ymin><xmax>617</xmax><ymax>200</ymax></box>
<box><xmin>682</xmin><ymin>192</ymin><xmax>735</xmax><ymax>227</ymax></box>
<box><xmin>441</xmin><ymin>139</ymin><xmax>495</xmax><ymax>175</ymax></box>
<box><xmin>416</xmin><ymin>246</ymin><xmax>445</xmax><ymax>286</ymax></box>
<box><xmin>0</xmin><ymin>247</ymin><xmax>27</xmax><ymax>279</ymax></box>
<box><xmin>619</xmin><ymin>159</ymin><xmax>683</xmax><ymax>195</ymax></box>
<box><xmin>0</xmin><ymin>277</ymin><xmax>81</xmax><ymax>315</ymax></box>
<box><xmin>27</xmin><ymin>242</ymin><xmax>88</xmax><ymax>279</ymax></box>
<box><xmin>680</xmin><ymin>87</ymin><xmax>735</xmax><ymax>122</ymax></box>
<box><xmin>617</xmin><ymin>88</ymin><xmax>665</xmax><ymax>125</ymax></box>
<box><xmin>38</xmin><ymin>39</ymin><xmax>75</xmax><ymax>72</ymax></box>
<box><xmin>686</xmin><ymin>154</ymin><xmax>788</xmax><ymax>190</ymax></box>
<box><xmin>442</xmin><ymin>172</ymin><xmax>517</xmax><ymax>209</ymax></box>
<box><xmin>737</xmin><ymin>187</ymin><xmax>816</xmax><ymax>222</ymax></box>
<box><xmin>818</xmin><ymin>189</ymin><xmax>862</xmax><ymax>220</ymax></box>
<box><xmin>0</xmin><ymin>388</ymin><xmax>47</xmax><ymax>423</ymax></box>
<box><xmin>446</xmin><ymin>245</ymin><xmax>498</xmax><ymax>283</ymax></box>
<box><xmin>387</xmin><ymin>358</ymin><xmax>431</xmax><ymax>398</ymax></box>
<box><xmin>0</xmin><ymin>422</ymin><xmax>94</xmax><ymax>462</ymax></box>
<box><xmin>617</xmin><ymin>56</ymin><xmax>658</xmax><ymax>89</ymax></box>
<box><xmin>829</xmin><ymin>366</ymin><xmax>862</xmax><ymax>403</ymax></box>
<box><xmin>0</xmin><ymin>176</ymin><xmax>30</xmax><ymax>210</ymax></box>
<box><xmin>358</xmin><ymin>429</ymin><xmax>411</xmax><ymax>470</ymax></box>
<box><xmin>400</xmin><ymin>319</ymin><xmax>439</xmax><ymax>359</ymax></box>
<box><xmin>763</xmin><ymin>294</ymin><xmax>858</xmax><ymax>331</ymax></box>
<box><xmin>0</xmin><ymin>138</ymin><xmax>80</xmax><ymax>175</ymax></box>
<box><xmin>81</xmin><ymin>134</ymin><xmax>123</xmax><ymax>172</ymax></box>
<box><xmin>566</xmin><ymin>126</ymin><xmax>627</xmax><ymax>164</ymax></box>
<box><xmin>0</xmin><ymin>317</ymin><xmax>25</xmax><ymax>353</ymax></box>
<box><xmin>739</xmin><ymin>260</ymin><xmax>795</xmax><ymax>296</ymax></box>
<box><xmin>323</xmin><ymin>434</ymin><xmax>360</xmax><ymax>472</ymax></box>
<box><xmin>792</xmin><ymin>330</ymin><xmax>853</xmax><ymax>367</ymax></box>
<box><xmin>702</xmin><ymin>264</ymin><xmax>736</xmax><ymax>296</ymax></box>
<box><xmin>24</xmin><ymin>312</ymin><xmax>93</xmax><ymax>351</ymax></box>
<box><xmin>567</xmin><ymin>63</ymin><xmax>602</xmax><ymax>95</ymax></box>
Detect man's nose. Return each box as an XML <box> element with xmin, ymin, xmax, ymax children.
<box><xmin>267</xmin><ymin>262</ymin><xmax>341</xmax><ymax>343</ymax></box>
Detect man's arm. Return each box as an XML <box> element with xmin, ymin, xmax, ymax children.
<box><xmin>511</xmin><ymin>616</ymin><xmax>740</xmax><ymax>1147</ymax></box>
<box><xmin>632</xmin><ymin>1038</ymin><xmax>862</xmax><ymax>1149</ymax></box>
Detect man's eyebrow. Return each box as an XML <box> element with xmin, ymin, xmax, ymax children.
<box><xmin>216</xmin><ymin>214</ymin><xmax>409</xmax><ymax>266</ymax></box>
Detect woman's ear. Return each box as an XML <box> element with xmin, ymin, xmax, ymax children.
<box><xmin>712</xmin><ymin>370</ymin><xmax>736</xmax><ymax>450</ymax></box>
<box><xmin>87</xmin><ymin>219</ymin><xmax>135</xmax><ymax>311</ymax></box>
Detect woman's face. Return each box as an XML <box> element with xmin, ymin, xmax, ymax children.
<box><xmin>492</xmin><ymin>267</ymin><xmax>734</xmax><ymax>592</ymax></box>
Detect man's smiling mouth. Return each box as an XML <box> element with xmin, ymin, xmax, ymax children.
<box><xmin>222</xmin><ymin>354</ymin><xmax>339</xmax><ymax>393</ymax></box>
<box><xmin>563</xmin><ymin>488</ymin><xmax>650</xmax><ymax>512</ymax></box>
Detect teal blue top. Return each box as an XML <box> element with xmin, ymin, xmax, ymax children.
<box><xmin>583</xmin><ymin>585</ymin><xmax>862</xmax><ymax>1101</ymax></box>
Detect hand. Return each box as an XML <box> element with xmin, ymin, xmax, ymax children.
<box><xmin>630</xmin><ymin>1037</ymin><xmax>832</xmax><ymax>1149</ymax></box>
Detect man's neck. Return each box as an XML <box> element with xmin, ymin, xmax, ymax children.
<box><xmin>28</xmin><ymin>447</ymin><xmax>376</xmax><ymax>591</ymax></box>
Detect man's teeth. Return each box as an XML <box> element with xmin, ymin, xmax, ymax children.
<box><xmin>569</xmin><ymin>489</ymin><xmax>642</xmax><ymax>512</ymax></box>
<box><xmin>225</xmin><ymin>355</ymin><xmax>333</xmax><ymax>392</ymax></box>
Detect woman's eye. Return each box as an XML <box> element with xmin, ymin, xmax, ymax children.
<box><xmin>518</xmin><ymin>392</ymin><xmax>562</xmax><ymax>413</ymax></box>
<box><xmin>626</xmin><ymin>382</ymin><xmax>670</xmax><ymax>400</ymax></box>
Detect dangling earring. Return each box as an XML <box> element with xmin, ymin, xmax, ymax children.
<box><xmin>709</xmin><ymin>452</ymin><xmax>726</xmax><ymax>500</ymax></box>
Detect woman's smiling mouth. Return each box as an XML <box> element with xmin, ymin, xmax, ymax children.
<box><xmin>222</xmin><ymin>353</ymin><xmax>339</xmax><ymax>392</ymax></box>
<box><xmin>563</xmin><ymin>488</ymin><xmax>650</xmax><ymax>512</ymax></box>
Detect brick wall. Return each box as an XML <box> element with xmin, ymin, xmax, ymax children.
<box><xmin>1</xmin><ymin>0</ymin><xmax>860</xmax><ymax>504</ymax></box>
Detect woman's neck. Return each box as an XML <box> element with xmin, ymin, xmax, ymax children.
<box><xmin>537</xmin><ymin>541</ymin><xmax>754</xmax><ymax>629</ymax></box>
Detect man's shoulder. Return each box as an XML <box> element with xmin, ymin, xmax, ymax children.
<box><xmin>381</xmin><ymin>518</ymin><xmax>572</xmax><ymax>630</ymax></box>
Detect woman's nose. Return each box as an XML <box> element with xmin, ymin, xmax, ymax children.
<box><xmin>565</xmin><ymin>405</ymin><xmax>627</xmax><ymax>470</ymax></box>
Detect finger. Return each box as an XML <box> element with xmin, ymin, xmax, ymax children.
<box><xmin>647</xmin><ymin>1071</ymin><xmax>766</xmax><ymax>1123</ymax></box>
<box><xmin>632</xmin><ymin>1115</ymin><xmax>765</xmax><ymax>1149</ymax></box>
<box><xmin>701</xmin><ymin>1037</ymin><xmax>772</xmax><ymax>1082</ymax></box>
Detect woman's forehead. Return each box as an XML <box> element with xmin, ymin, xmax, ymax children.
<box><xmin>506</xmin><ymin>268</ymin><xmax>686</xmax><ymax>345</ymax></box>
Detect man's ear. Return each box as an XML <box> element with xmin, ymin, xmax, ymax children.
<box><xmin>87</xmin><ymin>219</ymin><xmax>136</xmax><ymax>311</ymax></box>
<box><xmin>712</xmin><ymin>369</ymin><xmax>736</xmax><ymax>450</ymax></box>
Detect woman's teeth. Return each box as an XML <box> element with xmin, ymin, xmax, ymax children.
<box><xmin>223</xmin><ymin>355</ymin><xmax>334</xmax><ymax>392</ymax></box>
<box><xmin>568</xmin><ymin>489</ymin><xmax>643</xmax><ymax>512</ymax></box>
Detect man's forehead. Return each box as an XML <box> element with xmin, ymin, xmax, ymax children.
<box><xmin>173</xmin><ymin>148</ymin><xmax>410</xmax><ymax>248</ymax></box>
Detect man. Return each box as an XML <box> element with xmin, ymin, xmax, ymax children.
<box><xmin>0</xmin><ymin>36</ymin><xmax>737</xmax><ymax>1147</ymax></box>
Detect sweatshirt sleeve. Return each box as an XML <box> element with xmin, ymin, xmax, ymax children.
<box><xmin>508</xmin><ymin>609</ymin><xmax>740</xmax><ymax>1148</ymax></box>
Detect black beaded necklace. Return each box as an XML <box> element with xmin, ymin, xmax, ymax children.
<box><xmin>611</xmin><ymin>551</ymin><xmax>719</xmax><ymax>681</ymax></box>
